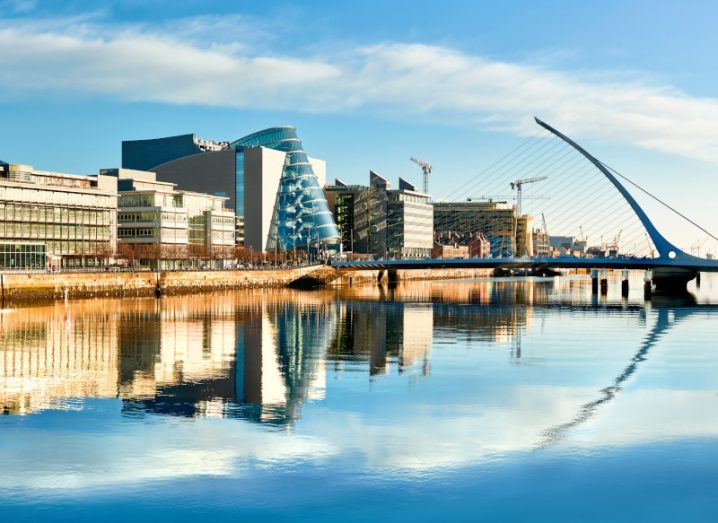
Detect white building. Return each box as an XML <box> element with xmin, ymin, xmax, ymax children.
<box><xmin>104</xmin><ymin>168</ymin><xmax>235</xmax><ymax>268</ymax></box>
<box><xmin>0</xmin><ymin>161</ymin><xmax>117</xmax><ymax>269</ymax></box>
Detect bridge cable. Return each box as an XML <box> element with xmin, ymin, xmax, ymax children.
<box><xmin>440</xmin><ymin>128</ymin><xmax>549</xmax><ymax>202</ymax></box>
<box><xmin>602</xmin><ymin>162</ymin><xmax>718</xmax><ymax>243</ymax></box>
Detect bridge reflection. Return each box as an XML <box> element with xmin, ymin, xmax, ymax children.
<box><xmin>0</xmin><ymin>281</ymin><xmax>711</xmax><ymax>433</ymax></box>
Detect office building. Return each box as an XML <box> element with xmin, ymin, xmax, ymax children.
<box><xmin>332</xmin><ymin>172</ymin><xmax>433</xmax><ymax>259</ymax></box>
<box><xmin>0</xmin><ymin>161</ymin><xmax>117</xmax><ymax>269</ymax></box>
<box><xmin>121</xmin><ymin>127</ymin><xmax>340</xmax><ymax>254</ymax></box>
<box><xmin>433</xmin><ymin>201</ymin><xmax>524</xmax><ymax>257</ymax></box>
<box><xmin>105</xmin><ymin>168</ymin><xmax>235</xmax><ymax>268</ymax></box>
<box><xmin>549</xmin><ymin>236</ymin><xmax>587</xmax><ymax>256</ymax></box>
<box><xmin>323</xmin><ymin>180</ymin><xmax>365</xmax><ymax>253</ymax></box>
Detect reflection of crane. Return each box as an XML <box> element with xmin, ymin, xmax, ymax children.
<box><xmin>509</xmin><ymin>176</ymin><xmax>547</xmax><ymax>215</ymax></box>
<box><xmin>410</xmin><ymin>157</ymin><xmax>432</xmax><ymax>194</ymax></box>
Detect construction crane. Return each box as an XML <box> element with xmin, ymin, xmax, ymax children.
<box><xmin>509</xmin><ymin>176</ymin><xmax>547</xmax><ymax>215</ymax></box>
<box><xmin>606</xmin><ymin>228</ymin><xmax>622</xmax><ymax>257</ymax></box>
<box><xmin>467</xmin><ymin>195</ymin><xmax>549</xmax><ymax>207</ymax></box>
<box><xmin>467</xmin><ymin>196</ymin><xmax>509</xmax><ymax>203</ymax></box>
<box><xmin>410</xmin><ymin>157</ymin><xmax>432</xmax><ymax>194</ymax></box>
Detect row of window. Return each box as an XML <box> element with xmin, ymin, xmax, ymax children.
<box><xmin>0</xmin><ymin>187</ymin><xmax>114</xmax><ymax>208</ymax></box>
<box><xmin>4</xmin><ymin>171</ymin><xmax>92</xmax><ymax>189</ymax></box>
<box><xmin>118</xmin><ymin>211</ymin><xmax>162</xmax><ymax>222</ymax></box>
<box><xmin>0</xmin><ymin>203</ymin><xmax>112</xmax><ymax>225</ymax></box>
<box><xmin>118</xmin><ymin>228</ymin><xmax>157</xmax><ymax>238</ymax></box>
<box><xmin>210</xmin><ymin>217</ymin><xmax>235</xmax><ymax>226</ymax></box>
<box><xmin>0</xmin><ymin>245</ymin><xmax>46</xmax><ymax>269</ymax></box>
<box><xmin>118</xmin><ymin>194</ymin><xmax>155</xmax><ymax>208</ymax></box>
<box><xmin>0</xmin><ymin>223</ymin><xmax>111</xmax><ymax>241</ymax></box>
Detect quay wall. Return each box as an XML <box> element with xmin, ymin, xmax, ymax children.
<box><xmin>0</xmin><ymin>266</ymin><xmax>494</xmax><ymax>305</ymax></box>
<box><xmin>0</xmin><ymin>266</ymin><xmax>320</xmax><ymax>305</ymax></box>
<box><xmin>289</xmin><ymin>266</ymin><xmax>494</xmax><ymax>287</ymax></box>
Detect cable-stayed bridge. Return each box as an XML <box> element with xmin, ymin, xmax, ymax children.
<box><xmin>331</xmin><ymin>118</ymin><xmax>718</xmax><ymax>290</ymax></box>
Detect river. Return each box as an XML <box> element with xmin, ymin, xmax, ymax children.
<box><xmin>1</xmin><ymin>274</ymin><xmax>717</xmax><ymax>521</ymax></box>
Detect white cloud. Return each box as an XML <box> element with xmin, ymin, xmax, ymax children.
<box><xmin>2</xmin><ymin>17</ymin><xmax>718</xmax><ymax>163</ymax></box>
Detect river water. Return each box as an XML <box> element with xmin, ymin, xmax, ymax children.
<box><xmin>1</xmin><ymin>274</ymin><xmax>717</xmax><ymax>522</ymax></box>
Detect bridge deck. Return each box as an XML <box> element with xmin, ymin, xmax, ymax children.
<box><xmin>331</xmin><ymin>256</ymin><xmax>718</xmax><ymax>272</ymax></box>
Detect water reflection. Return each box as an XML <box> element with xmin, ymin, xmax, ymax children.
<box><xmin>2</xmin><ymin>275</ymin><xmax>718</xmax><ymax>523</ymax></box>
<box><xmin>0</xmin><ymin>293</ymin><xmax>336</xmax><ymax>425</ymax></box>
<box><xmin>0</xmin><ymin>276</ymin><xmax>717</xmax><ymax>440</ymax></box>
<box><xmin>329</xmin><ymin>302</ymin><xmax>432</xmax><ymax>376</ymax></box>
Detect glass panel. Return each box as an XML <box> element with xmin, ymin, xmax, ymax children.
<box><xmin>232</xmin><ymin>127</ymin><xmax>340</xmax><ymax>251</ymax></box>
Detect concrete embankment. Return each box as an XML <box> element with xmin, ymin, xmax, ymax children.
<box><xmin>0</xmin><ymin>266</ymin><xmax>320</xmax><ymax>305</ymax></box>
<box><xmin>0</xmin><ymin>265</ymin><xmax>494</xmax><ymax>305</ymax></box>
<box><xmin>290</xmin><ymin>266</ymin><xmax>493</xmax><ymax>287</ymax></box>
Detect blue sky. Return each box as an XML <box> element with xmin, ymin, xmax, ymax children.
<box><xmin>1</xmin><ymin>0</ymin><xmax>717</xmax><ymax>249</ymax></box>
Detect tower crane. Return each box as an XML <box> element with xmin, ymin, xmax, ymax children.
<box><xmin>466</xmin><ymin>195</ymin><xmax>548</xmax><ymax>203</ymax></box>
<box><xmin>410</xmin><ymin>157</ymin><xmax>432</xmax><ymax>194</ymax></box>
<box><xmin>509</xmin><ymin>176</ymin><xmax>547</xmax><ymax>215</ymax></box>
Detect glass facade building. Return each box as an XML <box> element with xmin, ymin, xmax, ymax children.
<box><xmin>433</xmin><ymin>201</ymin><xmax>518</xmax><ymax>257</ymax></box>
<box><xmin>231</xmin><ymin>127</ymin><xmax>339</xmax><ymax>252</ymax></box>
<box><xmin>123</xmin><ymin>127</ymin><xmax>340</xmax><ymax>253</ymax></box>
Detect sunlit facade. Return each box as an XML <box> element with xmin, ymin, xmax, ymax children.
<box><xmin>0</xmin><ymin>161</ymin><xmax>117</xmax><ymax>268</ymax></box>
<box><xmin>231</xmin><ymin>127</ymin><xmax>338</xmax><ymax>252</ymax></box>
<box><xmin>106</xmin><ymin>168</ymin><xmax>235</xmax><ymax>268</ymax></box>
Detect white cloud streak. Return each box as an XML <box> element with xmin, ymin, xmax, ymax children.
<box><xmin>2</xmin><ymin>16</ymin><xmax>718</xmax><ymax>163</ymax></box>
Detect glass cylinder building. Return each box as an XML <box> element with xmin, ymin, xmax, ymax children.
<box><xmin>231</xmin><ymin>127</ymin><xmax>340</xmax><ymax>252</ymax></box>
<box><xmin>122</xmin><ymin>126</ymin><xmax>340</xmax><ymax>253</ymax></box>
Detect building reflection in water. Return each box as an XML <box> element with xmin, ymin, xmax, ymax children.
<box><xmin>0</xmin><ymin>304</ymin><xmax>119</xmax><ymax>415</ymax></box>
<box><xmin>328</xmin><ymin>302</ymin><xmax>433</xmax><ymax>376</ymax></box>
<box><xmin>0</xmin><ymin>280</ymin><xmax>552</xmax><ymax>422</ymax></box>
<box><xmin>118</xmin><ymin>295</ymin><xmax>335</xmax><ymax>426</ymax></box>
